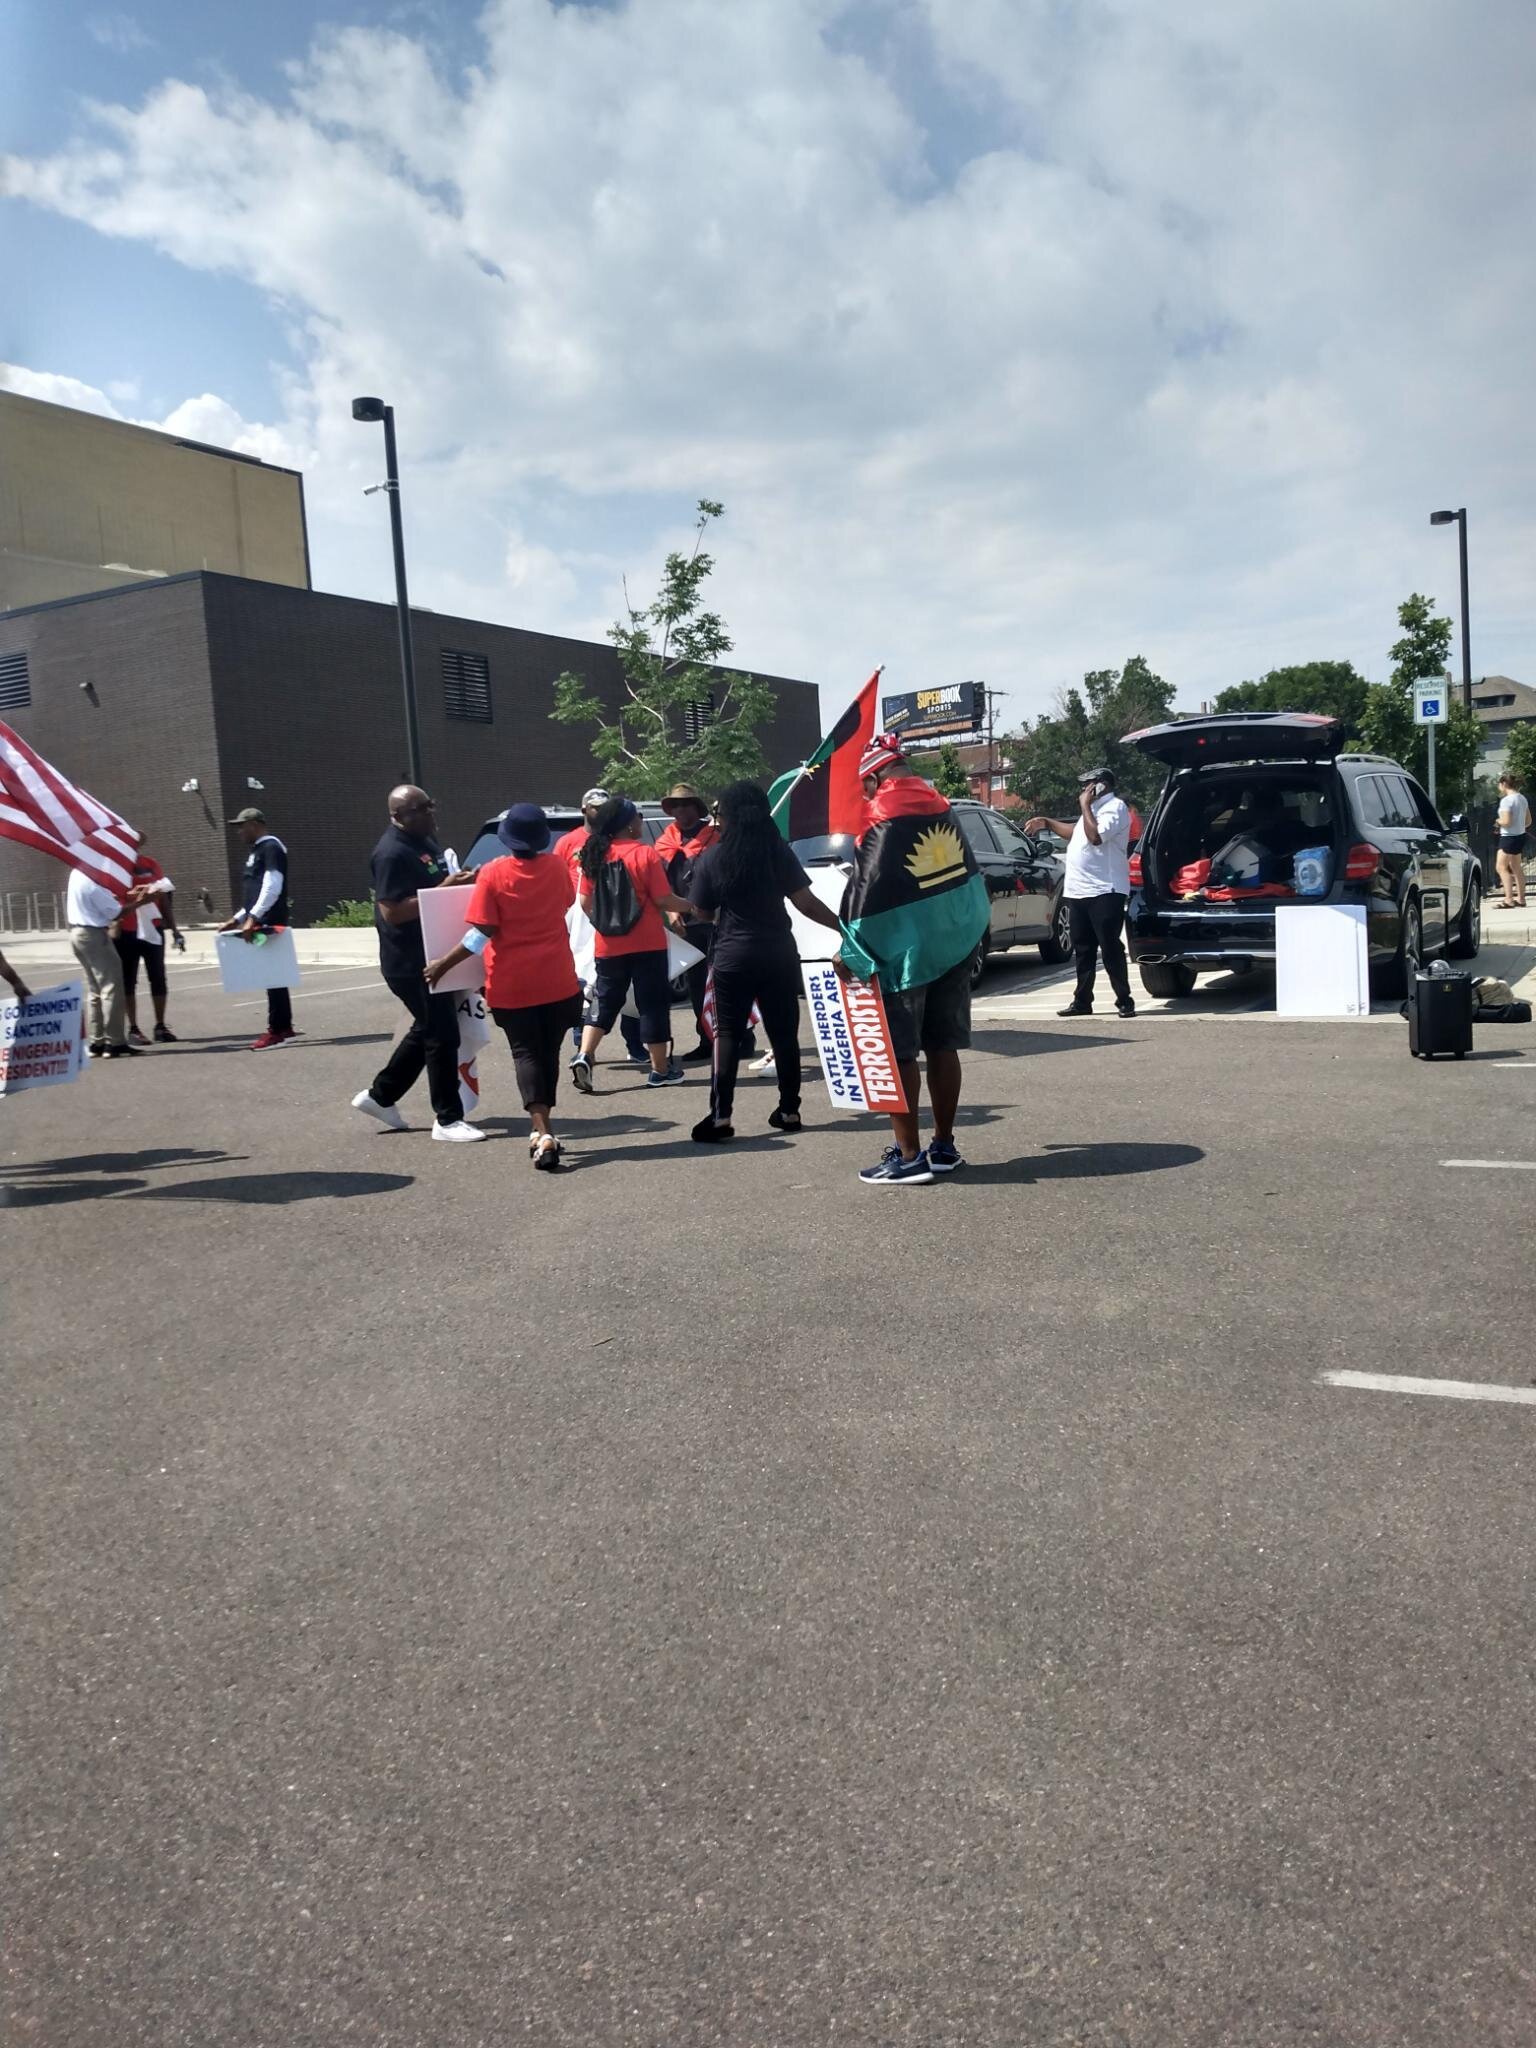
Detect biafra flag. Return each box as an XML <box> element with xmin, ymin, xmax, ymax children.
<box><xmin>768</xmin><ymin>671</ymin><xmax>879</xmax><ymax>841</ymax></box>
<box><xmin>838</xmin><ymin>789</ymin><xmax>990</xmax><ymax>994</ymax></box>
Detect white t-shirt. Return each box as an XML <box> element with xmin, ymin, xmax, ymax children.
<box><xmin>1063</xmin><ymin>794</ymin><xmax>1132</xmax><ymax>899</ymax></box>
<box><xmin>65</xmin><ymin>869</ymin><xmax>123</xmax><ymax>928</ymax></box>
<box><xmin>1497</xmin><ymin>789</ymin><xmax>1530</xmax><ymax>837</ymax></box>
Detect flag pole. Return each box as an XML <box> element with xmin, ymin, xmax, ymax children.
<box><xmin>769</xmin><ymin>665</ymin><xmax>882</xmax><ymax>823</ymax></box>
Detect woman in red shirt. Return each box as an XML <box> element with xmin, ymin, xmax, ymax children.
<box><xmin>425</xmin><ymin>804</ymin><xmax>580</xmax><ymax>1171</ymax></box>
<box><xmin>573</xmin><ymin>796</ymin><xmax>697</xmax><ymax>1093</ymax></box>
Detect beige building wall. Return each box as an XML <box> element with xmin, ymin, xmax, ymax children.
<box><xmin>0</xmin><ymin>389</ymin><xmax>310</xmax><ymax>611</ymax></box>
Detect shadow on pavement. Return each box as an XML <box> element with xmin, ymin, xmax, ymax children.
<box><xmin>973</xmin><ymin>1028</ymin><xmax>1131</xmax><ymax>1056</ymax></box>
<box><xmin>960</xmin><ymin>1140</ymin><xmax>1205</xmax><ymax>1185</ymax></box>
<box><xmin>568</xmin><ymin>1136</ymin><xmax>790</xmax><ymax>1167</ymax></box>
<box><xmin>122</xmin><ymin>1171</ymin><xmax>415</xmax><ymax>1204</ymax></box>
<box><xmin>487</xmin><ymin>1112</ymin><xmax>670</xmax><ymax>1139</ymax></box>
<box><xmin>0</xmin><ymin>1147</ymin><xmax>244</xmax><ymax>1177</ymax></box>
<box><xmin>0</xmin><ymin>1178</ymin><xmax>148</xmax><ymax>1207</ymax></box>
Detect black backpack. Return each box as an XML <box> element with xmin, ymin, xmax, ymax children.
<box><xmin>589</xmin><ymin>856</ymin><xmax>642</xmax><ymax>938</ymax></box>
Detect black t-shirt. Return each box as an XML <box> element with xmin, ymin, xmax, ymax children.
<box><xmin>240</xmin><ymin>834</ymin><xmax>290</xmax><ymax>926</ymax></box>
<box><xmin>370</xmin><ymin>824</ymin><xmax>452</xmax><ymax>978</ymax></box>
<box><xmin>689</xmin><ymin>837</ymin><xmax>812</xmax><ymax>972</ymax></box>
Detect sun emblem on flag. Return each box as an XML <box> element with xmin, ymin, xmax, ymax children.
<box><xmin>905</xmin><ymin>823</ymin><xmax>966</xmax><ymax>889</ymax></box>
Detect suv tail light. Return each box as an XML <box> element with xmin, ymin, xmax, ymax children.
<box><xmin>1343</xmin><ymin>842</ymin><xmax>1381</xmax><ymax>882</ymax></box>
<box><xmin>1128</xmin><ymin>851</ymin><xmax>1143</xmax><ymax>887</ymax></box>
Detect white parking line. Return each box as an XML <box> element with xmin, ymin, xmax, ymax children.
<box><xmin>232</xmin><ymin>981</ymin><xmax>383</xmax><ymax>1007</ymax></box>
<box><xmin>1439</xmin><ymin>1158</ymin><xmax>1536</xmax><ymax>1171</ymax></box>
<box><xmin>1318</xmin><ymin>1370</ymin><xmax>1536</xmax><ymax>1407</ymax></box>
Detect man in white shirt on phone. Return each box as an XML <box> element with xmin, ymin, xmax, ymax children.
<box><xmin>1025</xmin><ymin>767</ymin><xmax>1137</xmax><ymax>1019</ymax></box>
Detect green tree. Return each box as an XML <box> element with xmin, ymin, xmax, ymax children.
<box><xmin>551</xmin><ymin>501</ymin><xmax>774</xmax><ymax>796</ymax></box>
<box><xmin>930</xmin><ymin>741</ymin><xmax>971</xmax><ymax>800</ymax></box>
<box><xmin>1354</xmin><ymin>594</ymin><xmax>1480</xmax><ymax>805</ymax></box>
<box><xmin>1005</xmin><ymin>655</ymin><xmax>1176</xmax><ymax>815</ymax></box>
<box><xmin>1212</xmin><ymin>660</ymin><xmax>1370</xmax><ymax>726</ymax></box>
<box><xmin>1503</xmin><ymin>720</ymin><xmax>1536</xmax><ymax>795</ymax></box>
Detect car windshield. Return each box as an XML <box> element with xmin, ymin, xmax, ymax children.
<box><xmin>792</xmin><ymin>834</ymin><xmax>858</xmax><ymax>866</ymax></box>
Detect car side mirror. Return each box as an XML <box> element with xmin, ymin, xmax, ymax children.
<box><xmin>1447</xmin><ymin>813</ymin><xmax>1468</xmax><ymax>833</ymax></box>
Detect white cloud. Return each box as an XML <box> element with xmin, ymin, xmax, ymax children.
<box><xmin>4</xmin><ymin>0</ymin><xmax>1534</xmax><ymax>722</ymax></box>
<box><xmin>86</xmin><ymin>13</ymin><xmax>152</xmax><ymax>56</ymax></box>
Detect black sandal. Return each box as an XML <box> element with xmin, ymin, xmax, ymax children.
<box><xmin>691</xmin><ymin>1116</ymin><xmax>735</xmax><ymax>1143</ymax></box>
<box><xmin>768</xmin><ymin>1107</ymin><xmax>802</xmax><ymax>1132</ymax></box>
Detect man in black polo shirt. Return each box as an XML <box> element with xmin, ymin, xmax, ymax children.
<box><xmin>352</xmin><ymin>784</ymin><xmax>485</xmax><ymax>1143</ymax></box>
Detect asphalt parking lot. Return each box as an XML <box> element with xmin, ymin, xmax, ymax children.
<box><xmin>5</xmin><ymin>962</ymin><xmax>1536</xmax><ymax>2047</ymax></box>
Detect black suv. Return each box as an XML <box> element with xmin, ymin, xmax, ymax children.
<box><xmin>793</xmin><ymin>798</ymin><xmax>1069</xmax><ymax>983</ymax></box>
<box><xmin>1124</xmin><ymin>713</ymin><xmax>1481</xmax><ymax>998</ymax></box>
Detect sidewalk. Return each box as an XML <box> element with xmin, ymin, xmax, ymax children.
<box><xmin>0</xmin><ymin>926</ymin><xmax>378</xmax><ymax>972</ymax></box>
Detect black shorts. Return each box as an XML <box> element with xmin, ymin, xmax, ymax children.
<box><xmin>114</xmin><ymin>934</ymin><xmax>167</xmax><ymax>998</ymax></box>
<box><xmin>882</xmin><ymin>952</ymin><xmax>972</xmax><ymax>1065</ymax></box>
<box><xmin>1498</xmin><ymin>832</ymin><xmax>1527</xmax><ymax>856</ymax></box>
<box><xmin>589</xmin><ymin>949</ymin><xmax>672</xmax><ymax>1044</ymax></box>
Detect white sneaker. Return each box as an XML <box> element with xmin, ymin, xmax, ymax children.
<box><xmin>432</xmin><ymin>1119</ymin><xmax>488</xmax><ymax>1143</ymax></box>
<box><xmin>748</xmin><ymin>1051</ymin><xmax>777</xmax><ymax>1075</ymax></box>
<box><xmin>352</xmin><ymin>1089</ymin><xmax>407</xmax><ymax>1131</ymax></box>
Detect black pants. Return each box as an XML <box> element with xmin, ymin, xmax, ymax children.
<box><xmin>114</xmin><ymin>933</ymin><xmax>167</xmax><ymax>999</ymax></box>
<box><xmin>709</xmin><ymin>954</ymin><xmax>802</xmax><ymax>1125</ymax></box>
<box><xmin>267</xmin><ymin>987</ymin><xmax>293</xmax><ymax>1034</ymax></box>
<box><xmin>1069</xmin><ymin>892</ymin><xmax>1131</xmax><ymax>1005</ymax></box>
<box><xmin>372</xmin><ymin>974</ymin><xmax>462</xmax><ymax>1125</ymax></box>
<box><xmin>683</xmin><ymin>925</ymin><xmax>712</xmax><ymax>1036</ymax></box>
<box><xmin>495</xmin><ymin>995</ymin><xmax>584</xmax><ymax>1109</ymax></box>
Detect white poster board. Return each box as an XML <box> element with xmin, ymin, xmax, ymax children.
<box><xmin>1274</xmin><ymin>903</ymin><xmax>1369</xmax><ymax>1017</ymax></box>
<box><xmin>453</xmin><ymin>987</ymin><xmax>491</xmax><ymax>1118</ymax></box>
<box><xmin>0</xmin><ymin>980</ymin><xmax>85</xmax><ymax>1094</ymax></box>
<box><xmin>215</xmin><ymin>929</ymin><xmax>302</xmax><ymax>994</ymax></box>
<box><xmin>565</xmin><ymin>903</ymin><xmax>703</xmax><ymax>992</ymax></box>
<box><xmin>417</xmin><ymin>883</ymin><xmax>486</xmax><ymax>993</ymax></box>
<box><xmin>801</xmin><ymin>963</ymin><xmax>909</xmax><ymax>1113</ymax></box>
<box><xmin>787</xmin><ymin>866</ymin><xmax>847</xmax><ymax>963</ymax></box>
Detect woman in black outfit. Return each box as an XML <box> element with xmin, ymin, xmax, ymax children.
<box><xmin>686</xmin><ymin>780</ymin><xmax>844</xmax><ymax>1143</ymax></box>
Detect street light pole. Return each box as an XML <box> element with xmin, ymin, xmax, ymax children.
<box><xmin>1429</xmin><ymin>507</ymin><xmax>1472</xmax><ymax>714</ymax></box>
<box><xmin>354</xmin><ymin>396</ymin><xmax>423</xmax><ymax>785</ymax></box>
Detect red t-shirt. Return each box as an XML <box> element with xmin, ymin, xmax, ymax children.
<box><xmin>553</xmin><ymin>825</ymin><xmax>588</xmax><ymax>875</ymax></box>
<box><xmin>121</xmin><ymin>853</ymin><xmax>166</xmax><ymax>938</ymax></box>
<box><xmin>465</xmin><ymin>853</ymin><xmax>579</xmax><ymax>1009</ymax></box>
<box><xmin>581</xmin><ymin>838</ymin><xmax>670</xmax><ymax>957</ymax></box>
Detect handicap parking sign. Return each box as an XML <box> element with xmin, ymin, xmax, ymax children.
<box><xmin>1413</xmin><ymin>686</ymin><xmax>1447</xmax><ymax>725</ymax></box>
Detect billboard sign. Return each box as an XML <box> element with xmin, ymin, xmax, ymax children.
<box><xmin>881</xmin><ymin>679</ymin><xmax>982</xmax><ymax>742</ymax></box>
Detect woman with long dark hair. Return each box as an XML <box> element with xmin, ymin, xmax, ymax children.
<box><xmin>686</xmin><ymin>779</ymin><xmax>842</xmax><ymax>1143</ymax></box>
<box><xmin>573</xmin><ymin>796</ymin><xmax>698</xmax><ymax>1092</ymax></box>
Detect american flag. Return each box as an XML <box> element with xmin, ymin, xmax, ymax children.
<box><xmin>0</xmin><ymin>718</ymin><xmax>142</xmax><ymax>893</ymax></box>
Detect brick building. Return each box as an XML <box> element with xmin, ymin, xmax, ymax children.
<box><xmin>0</xmin><ymin>572</ymin><xmax>820</xmax><ymax>922</ymax></box>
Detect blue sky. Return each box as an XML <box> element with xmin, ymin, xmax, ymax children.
<box><xmin>3</xmin><ymin>0</ymin><xmax>1533</xmax><ymax>723</ymax></box>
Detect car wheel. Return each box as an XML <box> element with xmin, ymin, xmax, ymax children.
<box><xmin>1382</xmin><ymin>893</ymin><xmax>1421</xmax><ymax>997</ymax></box>
<box><xmin>1447</xmin><ymin>873</ymin><xmax>1481</xmax><ymax>959</ymax></box>
<box><xmin>1038</xmin><ymin>897</ymin><xmax>1071</xmax><ymax>963</ymax></box>
<box><xmin>969</xmin><ymin>933</ymin><xmax>991</xmax><ymax>987</ymax></box>
<box><xmin>1138</xmin><ymin>961</ymin><xmax>1197</xmax><ymax>1000</ymax></box>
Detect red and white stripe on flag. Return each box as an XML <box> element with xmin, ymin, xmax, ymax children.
<box><xmin>0</xmin><ymin>719</ymin><xmax>141</xmax><ymax>892</ymax></box>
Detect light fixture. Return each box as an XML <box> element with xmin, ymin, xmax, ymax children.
<box><xmin>181</xmin><ymin>777</ymin><xmax>200</xmax><ymax>793</ymax></box>
<box><xmin>246</xmin><ymin>776</ymin><xmax>264</xmax><ymax>791</ymax></box>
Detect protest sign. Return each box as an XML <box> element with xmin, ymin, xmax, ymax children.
<box><xmin>0</xmin><ymin>980</ymin><xmax>85</xmax><ymax>1094</ymax></box>
<box><xmin>417</xmin><ymin>885</ymin><xmax>485</xmax><ymax>993</ymax></box>
<box><xmin>801</xmin><ymin>963</ymin><xmax>908</xmax><ymax>1114</ymax></box>
<box><xmin>454</xmin><ymin>987</ymin><xmax>491</xmax><ymax>1118</ymax></box>
<box><xmin>787</xmin><ymin>866</ymin><xmax>848</xmax><ymax>963</ymax></box>
<box><xmin>215</xmin><ymin>928</ymin><xmax>301</xmax><ymax>994</ymax></box>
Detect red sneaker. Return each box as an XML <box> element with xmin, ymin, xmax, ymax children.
<box><xmin>250</xmin><ymin>1028</ymin><xmax>299</xmax><ymax>1051</ymax></box>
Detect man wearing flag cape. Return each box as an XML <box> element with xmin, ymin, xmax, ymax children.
<box><xmin>772</xmin><ymin>682</ymin><xmax>988</xmax><ymax>1184</ymax></box>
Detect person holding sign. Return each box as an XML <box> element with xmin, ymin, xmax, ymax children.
<box><xmin>836</xmin><ymin>735</ymin><xmax>990</xmax><ymax>1185</ymax></box>
<box><xmin>686</xmin><ymin>780</ymin><xmax>843</xmax><ymax>1143</ymax></box>
<box><xmin>221</xmin><ymin>807</ymin><xmax>298</xmax><ymax>1051</ymax></box>
<box><xmin>353</xmin><ymin>784</ymin><xmax>482</xmax><ymax>1142</ymax></box>
<box><xmin>424</xmin><ymin>805</ymin><xmax>581</xmax><ymax>1172</ymax></box>
<box><xmin>570</xmin><ymin>798</ymin><xmax>697</xmax><ymax>1094</ymax></box>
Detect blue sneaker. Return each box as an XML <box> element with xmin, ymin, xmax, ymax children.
<box><xmin>858</xmin><ymin>1144</ymin><xmax>934</xmax><ymax>1186</ymax></box>
<box><xmin>646</xmin><ymin>1061</ymin><xmax>686</xmax><ymax>1088</ymax></box>
<box><xmin>927</xmin><ymin>1138</ymin><xmax>964</xmax><ymax>1173</ymax></box>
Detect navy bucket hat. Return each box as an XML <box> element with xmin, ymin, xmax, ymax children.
<box><xmin>497</xmin><ymin>803</ymin><xmax>552</xmax><ymax>856</ymax></box>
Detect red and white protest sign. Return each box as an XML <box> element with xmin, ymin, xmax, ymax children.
<box><xmin>801</xmin><ymin>963</ymin><xmax>908</xmax><ymax>1114</ymax></box>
